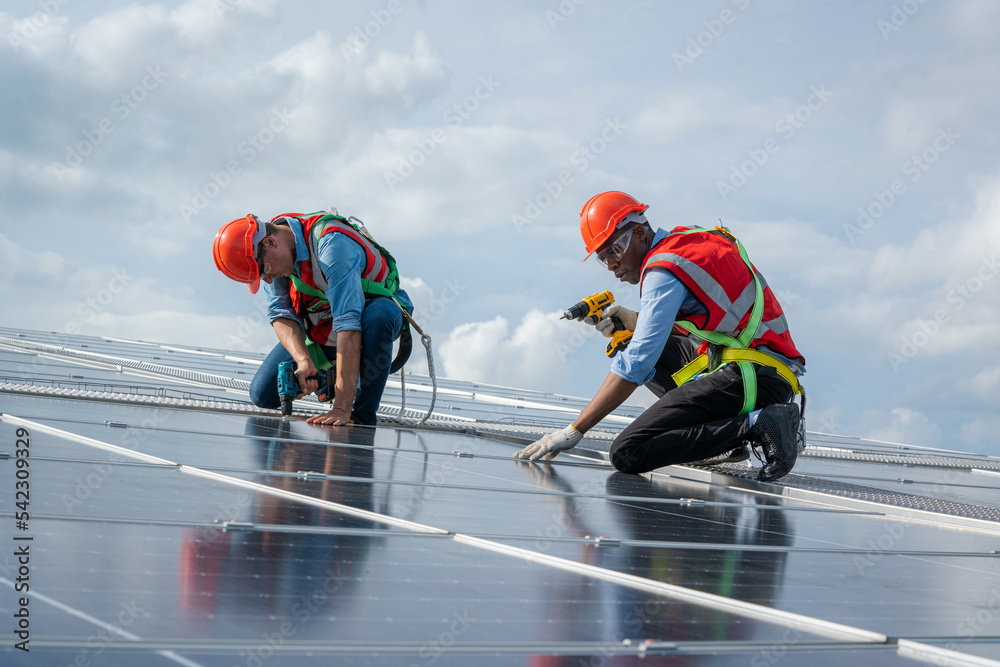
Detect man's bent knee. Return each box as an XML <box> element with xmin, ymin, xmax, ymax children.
<box><xmin>609</xmin><ymin>438</ymin><xmax>645</xmax><ymax>474</ymax></box>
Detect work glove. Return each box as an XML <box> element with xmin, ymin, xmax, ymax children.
<box><xmin>513</xmin><ymin>425</ymin><xmax>584</xmax><ymax>462</ymax></box>
<box><xmin>595</xmin><ymin>304</ymin><xmax>638</xmax><ymax>338</ymax></box>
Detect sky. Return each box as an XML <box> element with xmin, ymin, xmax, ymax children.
<box><xmin>1</xmin><ymin>0</ymin><xmax>998</xmax><ymax>455</ymax></box>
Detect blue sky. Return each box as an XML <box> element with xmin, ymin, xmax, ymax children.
<box><xmin>1</xmin><ymin>0</ymin><xmax>998</xmax><ymax>454</ymax></box>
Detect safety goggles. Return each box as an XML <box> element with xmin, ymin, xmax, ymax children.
<box><xmin>596</xmin><ymin>227</ymin><xmax>633</xmax><ymax>268</ymax></box>
<box><xmin>252</xmin><ymin>217</ymin><xmax>272</xmax><ymax>281</ymax></box>
<box><xmin>256</xmin><ymin>248</ymin><xmax>272</xmax><ymax>283</ymax></box>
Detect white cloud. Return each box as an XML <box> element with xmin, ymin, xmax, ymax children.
<box><xmin>363</xmin><ymin>31</ymin><xmax>444</xmax><ymax>99</ymax></box>
<box><xmin>959</xmin><ymin>416</ymin><xmax>1000</xmax><ymax>451</ymax></box>
<box><xmin>858</xmin><ymin>407</ymin><xmax>943</xmax><ymax>448</ymax></box>
<box><xmin>968</xmin><ymin>366</ymin><xmax>1000</xmax><ymax>394</ymax></box>
<box><xmin>438</xmin><ymin>309</ymin><xmax>580</xmax><ymax>387</ymax></box>
<box><xmin>0</xmin><ymin>235</ymin><xmax>66</xmax><ymax>281</ymax></box>
<box><xmin>69</xmin><ymin>0</ymin><xmax>279</xmax><ymax>83</ymax></box>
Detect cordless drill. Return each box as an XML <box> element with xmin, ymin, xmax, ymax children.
<box><xmin>561</xmin><ymin>290</ymin><xmax>633</xmax><ymax>357</ymax></box>
<box><xmin>276</xmin><ymin>361</ymin><xmax>335</xmax><ymax>416</ymax></box>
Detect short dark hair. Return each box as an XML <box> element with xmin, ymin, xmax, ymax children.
<box><xmin>264</xmin><ymin>220</ymin><xmax>286</xmax><ymax>236</ymax></box>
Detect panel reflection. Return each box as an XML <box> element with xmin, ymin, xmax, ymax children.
<box><xmin>176</xmin><ymin>418</ymin><xmax>380</xmax><ymax>638</ymax></box>
<box><xmin>513</xmin><ymin>463</ymin><xmax>794</xmax><ymax>654</ymax></box>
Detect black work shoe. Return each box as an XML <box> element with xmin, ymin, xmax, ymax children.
<box><xmin>691</xmin><ymin>445</ymin><xmax>750</xmax><ymax>466</ymax></box>
<box><xmin>749</xmin><ymin>404</ymin><xmax>800</xmax><ymax>482</ymax></box>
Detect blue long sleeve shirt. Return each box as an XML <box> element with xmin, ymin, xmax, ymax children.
<box><xmin>264</xmin><ymin>217</ymin><xmax>411</xmax><ymax>333</ymax></box>
<box><xmin>610</xmin><ymin>230</ymin><xmax>703</xmax><ymax>384</ymax></box>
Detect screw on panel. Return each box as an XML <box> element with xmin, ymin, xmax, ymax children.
<box><xmin>218</xmin><ymin>521</ymin><xmax>254</xmax><ymax>532</ymax></box>
<box><xmin>638</xmin><ymin>640</ymin><xmax>677</xmax><ymax>656</ymax></box>
<box><xmin>452</xmin><ymin>451</ymin><xmax>473</xmax><ymax>458</ymax></box>
<box><xmin>105</xmin><ymin>421</ymin><xmax>127</xmax><ymax>428</ymax></box>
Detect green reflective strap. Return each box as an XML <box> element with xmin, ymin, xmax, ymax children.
<box><xmin>732</xmin><ymin>236</ymin><xmax>764</xmax><ymax>347</ymax></box>
<box><xmin>736</xmin><ymin>360</ymin><xmax>756</xmax><ymax>415</ymax></box>
<box><xmin>360</xmin><ymin>278</ymin><xmax>409</xmax><ymax>315</ymax></box>
<box><xmin>290</xmin><ymin>275</ymin><xmax>328</xmax><ymax>301</ymax></box>
<box><xmin>670</xmin><ymin>227</ymin><xmax>764</xmax><ymax>347</ymax></box>
<box><xmin>674</xmin><ymin>320</ymin><xmax>741</xmax><ymax>348</ymax></box>
<box><xmin>306</xmin><ymin>339</ymin><xmax>333</xmax><ymax>370</ymax></box>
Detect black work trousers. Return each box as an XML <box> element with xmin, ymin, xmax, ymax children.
<box><xmin>609</xmin><ymin>334</ymin><xmax>794</xmax><ymax>474</ymax></box>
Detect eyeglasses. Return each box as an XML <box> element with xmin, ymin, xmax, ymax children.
<box><xmin>596</xmin><ymin>227</ymin><xmax>633</xmax><ymax>268</ymax></box>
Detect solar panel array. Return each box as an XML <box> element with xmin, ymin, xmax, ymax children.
<box><xmin>1</xmin><ymin>327</ymin><xmax>999</xmax><ymax>666</ymax></box>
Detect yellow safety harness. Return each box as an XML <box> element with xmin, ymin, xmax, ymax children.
<box><xmin>666</xmin><ymin>227</ymin><xmax>806</xmax><ymax>418</ymax></box>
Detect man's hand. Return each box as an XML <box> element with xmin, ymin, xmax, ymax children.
<box><xmin>513</xmin><ymin>425</ymin><xmax>584</xmax><ymax>462</ymax></box>
<box><xmin>307</xmin><ymin>406</ymin><xmax>352</xmax><ymax>426</ymax></box>
<box><xmin>293</xmin><ymin>358</ymin><xmax>320</xmax><ymax>398</ymax></box>
<box><xmin>595</xmin><ymin>304</ymin><xmax>637</xmax><ymax>337</ymax></box>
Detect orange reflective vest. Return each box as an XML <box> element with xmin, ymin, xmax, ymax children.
<box><xmin>640</xmin><ymin>226</ymin><xmax>805</xmax><ymax>366</ymax></box>
<box><xmin>274</xmin><ymin>211</ymin><xmax>396</xmax><ymax>346</ymax></box>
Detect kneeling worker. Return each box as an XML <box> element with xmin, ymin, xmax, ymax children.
<box><xmin>515</xmin><ymin>192</ymin><xmax>806</xmax><ymax>481</ymax></box>
<box><xmin>213</xmin><ymin>209</ymin><xmax>411</xmax><ymax>426</ymax></box>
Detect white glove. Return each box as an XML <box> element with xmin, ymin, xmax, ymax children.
<box><xmin>513</xmin><ymin>425</ymin><xmax>584</xmax><ymax>461</ymax></box>
<box><xmin>595</xmin><ymin>304</ymin><xmax>638</xmax><ymax>338</ymax></box>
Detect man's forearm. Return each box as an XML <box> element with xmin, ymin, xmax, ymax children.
<box><xmin>332</xmin><ymin>329</ymin><xmax>362</xmax><ymax>414</ymax></box>
<box><xmin>272</xmin><ymin>318</ymin><xmax>311</xmax><ymax>364</ymax></box>
<box><xmin>573</xmin><ymin>372</ymin><xmax>638</xmax><ymax>433</ymax></box>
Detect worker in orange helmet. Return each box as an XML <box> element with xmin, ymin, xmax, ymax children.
<box><xmin>213</xmin><ymin>208</ymin><xmax>412</xmax><ymax>426</ymax></box>
<box><xmin>515</xmin><ymin>192</ymin><xmax>807</xmax><ymax>482</ymax></box>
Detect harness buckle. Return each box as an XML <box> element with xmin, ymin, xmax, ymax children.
<box><xmin>707</xmin><ymin>343</ymin><xmax>724</xmax><ymax>372</ymax></box>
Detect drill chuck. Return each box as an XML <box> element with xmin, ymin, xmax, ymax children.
<box><xmin>562</xmin><ymin>301</ymin><xmax>591</xmax><ymax>320</ymax></box>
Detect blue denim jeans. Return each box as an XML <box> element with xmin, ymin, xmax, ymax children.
<box><xmin>249</xmin><ymin>296</ymin><xmax>404</xmax><ymax>425</ymax></box>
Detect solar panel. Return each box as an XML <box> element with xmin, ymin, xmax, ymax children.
<box><xmin>1</xmin><ymin>327</ymin><xmax>999</xmax><ymax>665</ymax></box>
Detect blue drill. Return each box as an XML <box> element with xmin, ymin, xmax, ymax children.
<box><xmin>277</xmin><ymin>360</ymin><xmax>334</xmax><ymax>416</ymax></box>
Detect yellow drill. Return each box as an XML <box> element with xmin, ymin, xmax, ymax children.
<box><xmin>561</xmin><ymin>290</ymin><xmax>633</xmax><ymax>357</ymax></box>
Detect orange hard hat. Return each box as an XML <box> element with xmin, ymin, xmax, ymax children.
<box><xmin>213</xmin><ymin>214</ymin><xmax>267</xmax><ymax>294</ymax></box>
<box><xmin>579</xmin><ymin>191</ymin><xmax>648</xmax><ymax>260</ymax></box>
